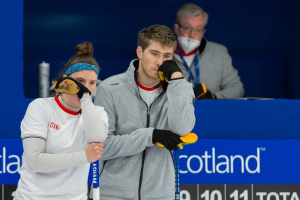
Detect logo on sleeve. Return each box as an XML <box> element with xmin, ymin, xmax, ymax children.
<box><xmin>49</xmin><ymin>122</ymin><xmax>61</xmax><ymax>130</ymax></box>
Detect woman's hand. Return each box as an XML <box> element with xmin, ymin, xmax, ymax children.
<box><xmin>85</xmin><ymin>142</ymin><xmax>104</xmax><ymax>163</ymax></box>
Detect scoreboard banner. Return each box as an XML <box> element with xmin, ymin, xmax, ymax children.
<box><xmin>179</xmin><ymin>139</ymin><xmax>300</xmax><ymax>184</ymax></box>
<box><xmin>2</xmin><ymin>139</ymin><xmax>300</xmax><ymax>184</ymax></box>
<box><xmin>180</xmin><ymin>184</ymin><xmax>300</xmax><ymax>200</ymax></box>
<box><xmin>1</xmin><ymin>139</ymin><xmax>300</xmax><ymax>198</ymax></box>
<box><xmin>1</xmin><ymin>140</ymin><xmax>22</xmax><ymax>184</ymax></box>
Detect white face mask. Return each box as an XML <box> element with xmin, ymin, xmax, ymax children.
<box><xmin>178</xmin><ymin>36</ymin><xmax>201</xmax><ymax>54</ymax></box>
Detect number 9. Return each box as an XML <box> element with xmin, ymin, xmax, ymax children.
<box><xmin>181</xmin><ymin>190</ymin><xmax>191</xmax><ymax>200</ymax></box>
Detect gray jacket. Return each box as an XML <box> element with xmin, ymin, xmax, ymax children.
<box><xmin>174</xmin><ymin>38</ymin><xmax>244</xmax><ymax>99</ymax></box>
<box><xmin>94</xmin><ymin>59</ymin><xmax>195</xmax><ymax>200</ymax></box>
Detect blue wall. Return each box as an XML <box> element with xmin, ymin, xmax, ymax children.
<box><xmin>0</xmin><ymin>0</ymin><xmax>33</xmax><ymax>139</ymax></box>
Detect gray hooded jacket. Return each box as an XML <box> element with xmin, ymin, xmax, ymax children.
<box><xmin>94</xmin><ymin>59</ymin><xmax>195</xmax><ymax>200</ymax></box>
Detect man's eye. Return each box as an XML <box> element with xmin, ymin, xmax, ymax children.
<box><xmin>152</xmin><ymin>52</ymin><xmax>158</xmax><ymax>56</ymax></box>
<box><xmin>183</xmin><ymin>26</ymin><xmax>190</xmax><ymax>31</ymax></box>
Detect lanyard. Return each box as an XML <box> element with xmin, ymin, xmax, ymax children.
<box><xmin>176</xmin><ymin>48</ymin><xmax>200</xmax><ymax>86</ymax></box>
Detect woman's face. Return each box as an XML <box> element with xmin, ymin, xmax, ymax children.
<box><xmin>69</xmin><ymin>70</ymin><xmax>98</xmax><ymax>97</ymax></box>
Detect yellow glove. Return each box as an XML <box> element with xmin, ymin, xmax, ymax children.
<box><xmin>52</xmin><ymin>77</ymin><xmax>90</xmax><ymax>99</ymax></box>
<box><xmin>157</xmin><ymin>133</ymin><xmax>198</xmax><ymax>149</ymax></box>
<box><xmin>52</xmin><ymin>77</ymin><xmax>80</xmax><ymax>95</ymax></box>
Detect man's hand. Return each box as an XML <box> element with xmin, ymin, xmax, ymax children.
<box><xmin>152</xmin><ymin>129</ymin><xmax>184</xmax><ymax>151</ymax></box>
<box><xmin>52</xmin><ymin>77</ymin><xmax>91</xmax><ymax>99</ymax></box>
<box><xmin>198</xmin><ymin>89</ymin><xmax>215</xmax><ymax>99</ymax></box>
<box><xmin>193</xmin><ymin>83</ymin><xmax>215</xmax><ymax>99</ymax></box>
<box><xmin>158</xmin><ymin>60</ymin><xmax>182</xmax><ymax>82</ymax></box>
<box><xmin>201</xmin><ymin>89</ymin><xmax>215</xmax><ymax>99</ymax></box>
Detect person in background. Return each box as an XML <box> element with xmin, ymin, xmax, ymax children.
<box><xmin>14</xmin><ymin>42</ymin><xmax>108</xmax><ymax>200</ymax></box>
<box><xmin>173</xmin><ymin>3</ymin><xmax>244</xmax><ymax>99</ymax></box>
<box><xmin>93</xmin><ymin>25</ymin><xmax>195</xmax><ymax>200</ymax></box>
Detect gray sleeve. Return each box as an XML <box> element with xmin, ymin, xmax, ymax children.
<box><xmin>23</xmin><ymin>138</ymin><xmax>88</xmax><ymax>172</ymax></box>
<box><xmin>166</xmin><ymin>79</ymin><xmax>196</xmax><ymax>136</ymax></box>
<box><xmin>94</xmin><ymin>84</ymin><xmax>154</xmax><ymax>161</ymax></box>
<box><xmin>80</xmin><ymin>93</ymin><xmax>108</xmax><ymax>143</ymax></box>
<box><xmin>214</xmin><ymin>49</ymin><xmax>244</xmax><ymax>99</ymax></box>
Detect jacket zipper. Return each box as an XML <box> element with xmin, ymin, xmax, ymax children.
<box><xmin>138</xmin><ymin>107</ymin><xmax>150</xmax><ymax>200</ymax></box>
<box><xmin>137</xmin><ymin>85</ymin><xmax>165</xmax><ymax>200</ymax></box>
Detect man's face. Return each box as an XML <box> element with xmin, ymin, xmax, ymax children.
<box><xmin>174</xmin><ymin>15</ymin><xmax>206</xmax><ymax>41</ymax></box>
<box><xmin>136</xmin><ymin>41</ymin><xmax>174</xmax><ymax>82</ymax></box>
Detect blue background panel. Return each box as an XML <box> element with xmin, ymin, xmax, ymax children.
<box><xmin>180</xmin><ymin>140</ymin><xmax>300</xmax><ymax>184</ymax></box>
<box><xmin>2</xmin><ymin>139</ymin><xmax>300</xmax><ymax>184</ymax></box>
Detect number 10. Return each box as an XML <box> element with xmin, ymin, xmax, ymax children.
<box><xmin>200</xmin><ymin>190</ymin><xmax>248</xmax><ymax>200</ymax></box>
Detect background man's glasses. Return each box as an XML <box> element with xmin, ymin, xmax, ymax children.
<box><xmin>176</xmin><ymin>22</ymin><xmax>205</xmax><ymax>35</ymax></box>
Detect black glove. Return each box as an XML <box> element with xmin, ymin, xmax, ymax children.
<box><xmin>193</xmin><ymin>83</ymin><xmax>215</xmax><ymax>99</ymax></box>
<box><xmin>152</xmin><ymin>129</ymin><xmax>182</xmax><ymax>151</ymax></box>
<box><xmin>193</xmin><ymin>83</ymin><xmax>207</xmax><ymax>99</ymax></box>
<box><xmin>52</xmin><ymin>77</ymin><xmax>91</xmax><ymax>99</ymax></box>
<box><xmin>199</xmin><ymin>89</ymin><xmax>215</xmax><ymax>99</ymax></box>
<box><xmin>158</xmin><ymin>60</ymin><xmax>182</xmax><ymax>82</ymax></box>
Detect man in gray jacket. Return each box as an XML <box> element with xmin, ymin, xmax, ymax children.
<box><xmin>173</xmin><ymin>3</ymin><xmax>244</xmax><ymax>99</ymax></box>
<box><xmin>93</xmin><ymin>25</ymin><xmax>195</xmax><ymax>199</ymax></box>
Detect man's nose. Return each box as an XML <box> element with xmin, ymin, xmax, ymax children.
<box><xmin>156</xmin><ymin>57</ymin><xmax>163</xmax><ymax>66</ymax></box>
<box><xmin>189</xmin><ymin>30</ymin><xmax>196</xmax><ymax>38</ymax></box>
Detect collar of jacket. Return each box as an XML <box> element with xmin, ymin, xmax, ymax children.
<box><xmin>198</xmin><ymin>37</ymin><xmax>207</xmax><ymax>55</ymax></box>
<box><xmin>127</xmin><ymin>59</ymin><xmax>168</xmax><ymax>92</ymax></box>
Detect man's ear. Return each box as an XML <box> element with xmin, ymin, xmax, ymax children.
<box><xmin>136</xmin><ymin>46</ymin><xmax>143</xmax><ymax>59</ymax></box>
<box><xmin>173</xmin><ymin>23</ymin><xmax>179</xmax><ymax>35</ymax></box>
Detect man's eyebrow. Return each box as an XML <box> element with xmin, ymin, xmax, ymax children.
<box><xmin>149</xmin><ymin>50</ymin><xmax>173</xmax><ymax>54</ymax></box>
<box><xmin>163</xmin><ymin>52</ymin><xmax>173</xmax><ymax>56</ymax></box>
<box><xmin>182</xmin><ymin>23</ymin><xmax>205</xmax><ymax>28</ymax></box>
<box><xmin>149</xmin><ymin>50</ymin><xmax>160</xmax><ymax>53</ymax></box>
